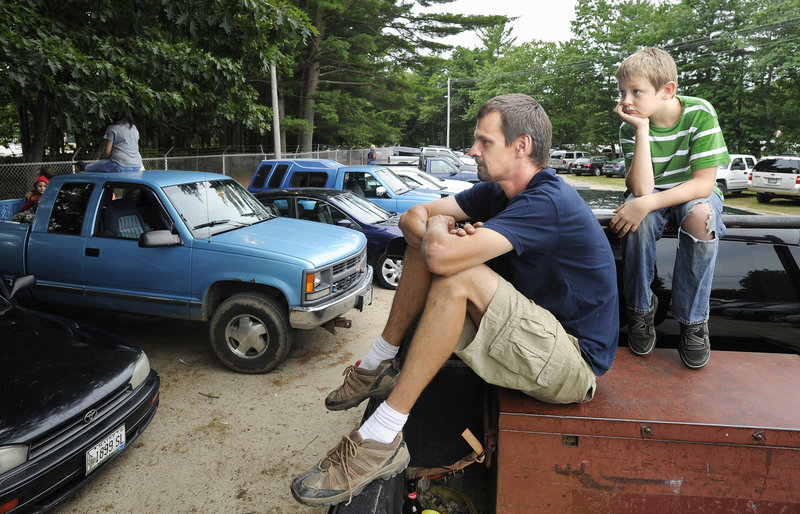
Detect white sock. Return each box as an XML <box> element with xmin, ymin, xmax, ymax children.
<box><xmin>359</xmin><ymin>336</ymin><xmax>398</xmax><ymax>371</ymax></box>
<box><xmin>358</xmin><ymin>402</ymin><xmax>408</xmax><ymax>444</ymax></box>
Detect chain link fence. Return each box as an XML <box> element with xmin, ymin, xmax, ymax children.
<box><xmin>0</xmin><ymin>146</ymin><xmax>386</xmax><ymax>200</ymax></box>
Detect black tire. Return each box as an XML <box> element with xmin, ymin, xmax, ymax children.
<box><xmin>716</xmin><ymin>180</ymin><xmax>727</xmax><ymax>196</ymax></box>
<box><xmin>209</xmin><ymin>294</ymin><xmax>290</xmax><ymax>373</ymax></box>
<box><xmin>756</xmin><ymin>192</ymin><xmax>772</xmax><ymax>203</ymax></box>
<box><xmin>375</xmin><ymin>251</ymin><xmax>402</xmax><ymax>290</ymax></box>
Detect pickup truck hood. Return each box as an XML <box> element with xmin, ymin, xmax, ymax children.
<box><xmin>207</xmin><ymin>217</ymin><xmax>365</xmax><ymax>267</ymax></box>
<box><xmin>401</xmin><ymin>189</ymin><xmax>443</xmax><ymax>201</ymax></box>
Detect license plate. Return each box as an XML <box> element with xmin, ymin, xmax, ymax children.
<box><xmin>768</xmin><ymin>177</ymin><xmax>778</xmax><ymax>184</ymax></box>
<box><xmin>86</xmin><ymin>425</ymin><xmax>126</xmax><ymax>475</ymax></box>
<box><xmin>358</xmin><ymin>287</ymin><xmax>373</xmax><ymax>310</ymax></box>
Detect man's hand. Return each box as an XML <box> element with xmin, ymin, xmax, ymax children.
<box><xmin>609</xmin><ymin>196</ymin><xmax>655</xmax><ymax>237</ymax></box>
<box><xmin>450</xmin><ymin>221</ymin><xmax>483</xmax><ymax>237</ymax></box>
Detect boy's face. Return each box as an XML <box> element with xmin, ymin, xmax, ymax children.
<box><xmin>34</xmin><ymin>181</ymin><xmax>47</xmax><ymax>194</ymax></box>
<box><xmin>618</xmin><ymin>76</ymin><xmax>673</xmax><ymax>119</ymax></box>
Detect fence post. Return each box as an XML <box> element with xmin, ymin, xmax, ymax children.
<box><xmin>71</xmin><ymin>147</ymin><xmax>82</xmax><ymax>173</ymax></box>
<box><xmin>222</xmin><ymin>146</ymin><xmax>229</xmax><ymax>175</ymax></box>
<box><xmin>164</xmin><ymin>146</ymin><xmax>174</xmax><ymax>170</ymax></box>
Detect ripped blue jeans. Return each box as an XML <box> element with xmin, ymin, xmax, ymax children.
<box><xmin>621</xmin><ymin>190</ymin><xmax>725</xmax><ymax>325</ymax></box>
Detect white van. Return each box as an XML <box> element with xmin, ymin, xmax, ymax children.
<box><xmin>716</xmin><ymin>154</ymin><xmax>757</xmax><ymax>195</ymax></box>
<box><xmin>550</xmin><ymin>150</ymin><xmax>591</xmax><ymax>172</ymax></box>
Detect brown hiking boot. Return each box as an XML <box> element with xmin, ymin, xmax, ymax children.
<box><xmin>325</xmin><ymin>359</ymin><xmax>398</xmax><ymax>411</ymax></box>
<box><xmin>290</xmin><ymin>429</ymin><xmax>410</xmax><ymax>506</ymax></box>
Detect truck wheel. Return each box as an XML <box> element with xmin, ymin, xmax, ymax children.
<box><xmin>376</xmin><ymin>251</ymin><xmax>402</xmax><ymax>290</ymax></box>
<box><xmin>209</xmin><ymin>294</ymin><xmax>290</xmax><ymax>373</ymax></box>
<box><xmin>756</xmin><ymin>193</ymin><xmax>772</xmax><ymax>203</ymax></box>
<box><xmin>716</xmin><ymin>181</ymin><xmax>727</xmax><ymax>196</ymax></box>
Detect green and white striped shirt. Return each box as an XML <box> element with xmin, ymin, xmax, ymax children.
<box><xmin>619</xmin><ymin>95</ymin><xmax>729</xmax><ymax>190</ymax></box>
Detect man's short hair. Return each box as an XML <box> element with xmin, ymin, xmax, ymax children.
<box><xmin>616</xmin><ymin>47</ymin><xmax>678</xmax><ymax>91</ymax></box>
<box><xmin>477</xmin><ymin>94</ymin><xmax>552</xmax><ymax>169</ymax></box>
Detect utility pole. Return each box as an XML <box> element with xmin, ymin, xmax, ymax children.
<box><xmin>271</xmin><ymin>63</ymin><xmax>282</xmax><ymax>158</ymax></box>
<box><xmin>446</xmin><ymin>77</ymin><xmax>451</xmax><ymax>149</ymax></box>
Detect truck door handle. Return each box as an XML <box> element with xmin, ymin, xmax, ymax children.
<box><xmin>85</xmin><ymin>248</ymin><xmax>100</xmax><ymax>257</ymax></box>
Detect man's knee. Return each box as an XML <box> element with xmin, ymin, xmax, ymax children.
<box><xmin>428</xmin><ymin>266</ymin><xmax>498</xmax><ymax>313</ymax></box>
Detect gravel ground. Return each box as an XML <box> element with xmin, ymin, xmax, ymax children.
<box><xmin>49</xmin><ymin>287</ymin><xmax>396</xmax><ymax>514</ymax></box>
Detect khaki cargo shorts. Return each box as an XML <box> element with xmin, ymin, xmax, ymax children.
<box><xmin>454</xmin><ymin>276</ymin><xmax>597</xmax><ymax>404</ymax></box>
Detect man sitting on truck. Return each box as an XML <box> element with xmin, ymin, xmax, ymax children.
<box><xmin>290</xmin><ymin>93</ymin><xmax>619</xmax><ymax>507</ymax></box>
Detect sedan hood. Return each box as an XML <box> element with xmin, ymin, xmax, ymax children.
<box><xmin>207</xmin><ymin>217</ymin><xmax>366</xmax><ymax>267</ymax></box>
<box><xmin>0</xmin><ymin>307</ymin><xmax>139</xmax><ymax>443</ymax></box>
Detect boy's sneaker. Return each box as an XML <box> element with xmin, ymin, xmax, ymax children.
<box><xmin>290</xmin><ymin>429</ymin><xmax>410</xmax><ymax>506</ymax></box>
<box><xmin>325</xmin><ymin>359</ymin><xmax>398</xmax><ymax>411</ymax></box>
<box><xmin>627</xmin><ymin>295</ymin><xmax>658</xmax><ymax>356</ymax></box>
<box><xmin>679</xmin><ymin>322</ymin><xmax>710</xmax><ymax>369</ymax></box>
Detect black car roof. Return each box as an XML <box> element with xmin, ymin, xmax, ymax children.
<box><xmin>253</xmin><ymin>188</ymin><xmax>351</xmax><ymax>199</ymax></box>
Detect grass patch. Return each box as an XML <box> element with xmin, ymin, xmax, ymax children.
<box><xmin>565</xmin><ymin>173</ymin><xmax>800</xmax><ymax>216</ymax></box>
<box><xmin>721</xmin><ymin>191</ymin><xmax>800</xmax><ymax>215</ymax></box>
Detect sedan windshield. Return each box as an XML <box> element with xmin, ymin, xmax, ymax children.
<box><xmin>333</xmin><ymin>192</ymin><xmax>395</xmax><ymax>223</ymax></box>
<box><xmin>164</xmin><ymin>179</ymin><xmax>273</xmax><ymax>238</ymax></box>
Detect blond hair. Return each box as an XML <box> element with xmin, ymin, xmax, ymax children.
<box><xmin>616</xmin><ymin>47</ymin><xmax>678</xmax><ymax>91</ymax></box>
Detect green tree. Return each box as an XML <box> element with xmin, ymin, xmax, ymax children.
<box><xmin>287</xmin><ymin>0</ymin><xmax>506</xmax><ymax>151</ymax></box>
<box><xmin>0</xmin><ymin>0</ymin><xmax>311</xmax><ymax>161</ymax></box>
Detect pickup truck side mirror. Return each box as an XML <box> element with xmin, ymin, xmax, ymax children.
<box><xmin>139</xmin><ymin>230</ymin><xmax>182</xmax><ymax>248</ymax></box>
<box><xmin>8</xmin><ymin>274</ymin><xmax>36</xmax><ymax>299</ymax></box>
<box><xmin>376</xmin><ymin>186</ymin><xmax>390</xmax><ymax>198</ymax></box>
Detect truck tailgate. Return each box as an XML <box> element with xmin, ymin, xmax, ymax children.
<box><xmin>0</xmin><ymin>221</ymin><xmax>31</xmax><ymax>277</ymax></box>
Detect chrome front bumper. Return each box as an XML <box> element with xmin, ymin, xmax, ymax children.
<box><xmin>289</xmin><ymin>265</ymin><xmax>374</xmax><ymax>329</ymax></box>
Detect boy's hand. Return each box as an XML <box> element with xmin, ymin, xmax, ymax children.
<box><xmin>613</xmin><ymin>103</ymin><xmax>649</xmax><ymax>131</ymax></box>
<box><xmin>609</xmin><ymin>196</ymin><xmax>654</xmax><ymax>237</ymax></box>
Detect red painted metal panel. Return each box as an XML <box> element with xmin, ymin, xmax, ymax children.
<box><xmin>497</xmin><ymin>349</ymin><xmax>800</xmax><ymax>512</ymax></box>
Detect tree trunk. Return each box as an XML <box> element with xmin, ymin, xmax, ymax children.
<box><xmin>25</xmin><ymin>96</ymin><xmax>51</xmax><ymax>162</ymax></box>
<box><xmin>299</xmin><ymin>9</ymin><xmax>326</xmax><ymax>153</ymax></box>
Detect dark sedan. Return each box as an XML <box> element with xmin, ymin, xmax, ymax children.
<box><xmin>602</xmin><ymin>157</ymin><xmax>626</xmax><ymax>177</ymax></box>
<box><xmin>569</xmin><ymin>156</ymin><xmax>610</xmax><ymax>176</ymax></box>
<box><xmin>0</xmin><ymin>275</ymin><xmax>160</xmax><ymax>513</ymax></box>
<box><xmin>255</xmin><ymin>189</ymin><xmax>406</xmax><ymax>290</ymax></box>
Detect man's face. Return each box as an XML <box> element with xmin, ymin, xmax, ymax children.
<box><xmin>468</xmin><ymin>111</ymin><xmax>515</xmax><ymax>182</ymax></box>
<box><xmin>618</xmin><ymin>76</ymin><xmax>665</xmax><ymax>119</ymax></box>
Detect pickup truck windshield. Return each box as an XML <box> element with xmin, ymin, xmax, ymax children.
<box><xmin>375</xmin><ymin>168</ymin><xmax>411</xmax><ymax>195</ymax></box>
<box><xmin>164</xmin><ymin>179</ymin><xmax>273</xmax><ymax>238</ymax></box>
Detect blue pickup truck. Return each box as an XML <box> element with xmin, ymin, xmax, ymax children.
<box><xmin>0</xmin><ymin>170</ymin><xmax>373</xmax><ymax>373</ymax></box>
<box><xmin>247</xmin><ymin>159</ymin><xmax>443</xmax><ymax>213</ymax></box>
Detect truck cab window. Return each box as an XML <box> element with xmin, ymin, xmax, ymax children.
<box><xmin>47</xmin><ymin>182</ymin><xmax>94</xmax><ymax>235</ymax></box>
<box><xmin>95</xmin><ymin>185</ymin><xmax>171</xmax><ymax>240</ymax></box>
<box><xmin>251</xmin><ymin>164</ymin><xmax>274</xmax><ymax>190</ymax></box>
<box><xmin>267</xmin><ymin>164</ymin><xmax>289</xmax><ymax>188</ymax></box>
